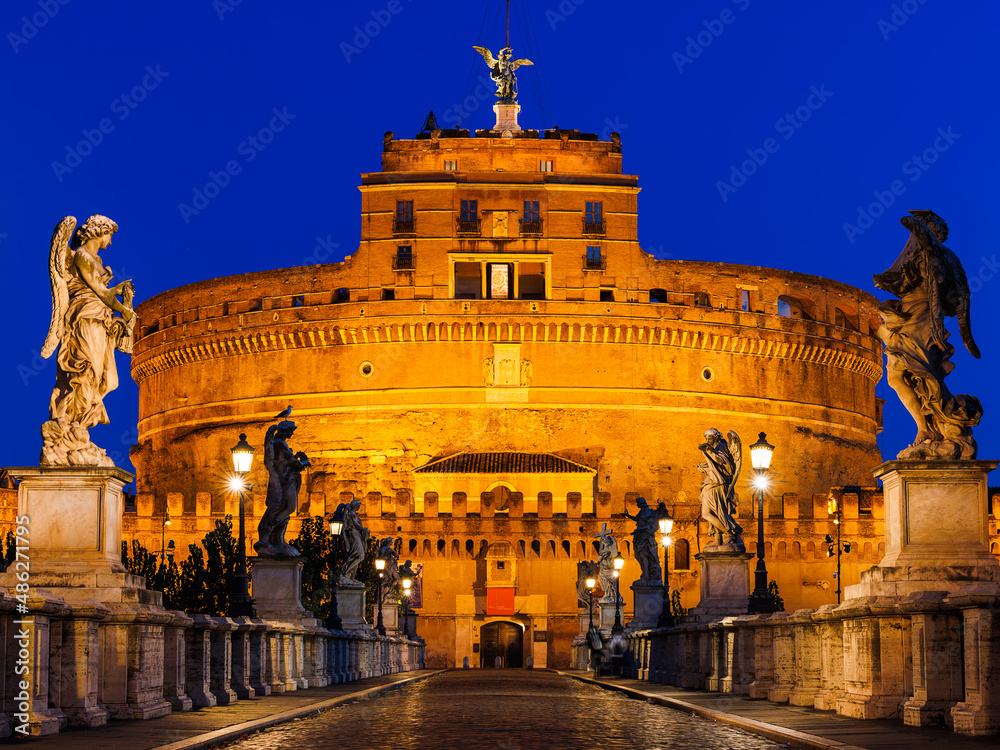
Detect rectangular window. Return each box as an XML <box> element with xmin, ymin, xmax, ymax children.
<box><xmin>587</xmin><ymin>246</ymin><xmax>601</xmax><ymax>262</ymax></box>
<box><xmin>741</xmin><ymin>289</ymin><xmax>750</xmax><ymax>311</ymax></box>
<box><xmin>395</xmin><ymin>245</ymin><xmax>413</xmax><ymax>270</ymax></box>
<box><xmin>523</xmin><ymin>201</ymin><xmax>540</xmax><ymax>222</ymax></box>
<box><xmin>396</xmin><ymin>200</ymin><xmax>413</xmax><ymax>221</ymax></box>
<box><xmin>444</xmin><ymin>160</ymin><xmax>457</xmax><ymax>171</ymax></box>
<box><xmin>585</xmin><ymin>201</ymin><xmax>603</xmax><ymax>222</ymax></box>
<box><xmin>460</xmin><ymin>199</ymin><xmax>477</xmax><ymax>221</ymax></box>
<box><xmin>381</xmin><ymin>288</ymin><xmax>395</xmax><ymax>300</ymax></box>
<box><xmin>600</xmin><ymin>289</ymin><xmax>614</xmax><ymax>302</ymax></box>
<box><xmin>539</xmin><ymin>160</ymin><xmax>553</xmax><ymax>172</ymax></box>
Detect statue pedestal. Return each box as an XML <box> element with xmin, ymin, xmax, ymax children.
<box><xmin>335</xmin><ymin>585</ymin><xmax>371</xmax><ymax>632</ymax></box>
<box><xmin>251</xmin><ymin>557</ymin><xmax>315</xmax><ymax>625</ymax></box>
<box><xmin>380</xmin><ymin>598</ymin><xmax>400</xmax><ymax>633</ymax></box>
<box><xmin>687</xmin><ymin>551</ymin><xmax>752</xmax><ymax>622</ymax></box>
<box><xmin>844</xmin><ymin>460</ymin><xmax>1000</xmax><ymax>600</ymax></box>
<box><xmin>493</xmin><ymin>102</ymin><xmax>521</xmax><ymax>132</ymax></box>
<box><xmin>627</xmin><ymin>581</ymin><xmax>665</xmax><ymax>631</ymax></box>
<box><xmin>598</xmin><ymin>599</ymin><xmax>623</xmax><ymax>633</ymax></box>
<box><xmin>0</xmin><ymin>467</ymin><xmax>171</xmax><ymax>728</ymax></box>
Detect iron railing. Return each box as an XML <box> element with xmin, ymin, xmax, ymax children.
<box><xmin>520</xmin><ymin>219</ymin><xmax>543</xmax><ymax>236</ymax></box>
<box><xmin>392</xmin><ymin>217</ymin><xmax>416</xmax><ymax>235</ymax></box>
<box><xmin>583</xmin><ymin>218</ymin><xmax>606</xmax><ymax>236</ymax></box>
<box><xmin>583</xmin><ymin>254</ymin><xmax>607</xmax><ymax>271</ymax></box>
<box><xmin>392</xmin><ymin>253</ymin><xmax>415</xmax><ymax>270</ymax></box>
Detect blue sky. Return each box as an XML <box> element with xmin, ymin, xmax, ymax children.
<box><xmin>2</xmin><ymin>0</ymin><xmax>998</xmax><ymax>478</ymax></box>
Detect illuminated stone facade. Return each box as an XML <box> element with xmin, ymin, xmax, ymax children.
<box><xmin>124</xmin><ymin>125</ymin><xmax>916</xmax><ymax>668</ymax></box>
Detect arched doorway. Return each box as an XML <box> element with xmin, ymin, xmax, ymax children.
<box><xmin>480</xmin><ymin>621</ymin><xmax>523</xmax><ymax>668</ymax></box>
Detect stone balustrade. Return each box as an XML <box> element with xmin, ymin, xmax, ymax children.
<box><xmin>604</xmin><ymin>586</ymin><xmax>1000</xmax><ymax>737</ymax></box>
<box><xmin>0</xmin><ymin>589</ymin><xmax>425</xmax><ymax>738</ymax></box>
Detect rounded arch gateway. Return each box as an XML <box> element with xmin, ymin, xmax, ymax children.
<box><xmin>480</xmin><ymin>620</ymin><xmax>524</xmax><ymax>668</ymax></box>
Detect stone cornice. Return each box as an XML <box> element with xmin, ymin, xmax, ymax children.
<box><xmin>131</xmin><ymin>314</ymin><xmax>882</xmax><ymax>385</ymax></box>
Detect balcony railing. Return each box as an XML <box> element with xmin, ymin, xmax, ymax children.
<box><xmin>457</xmin><ymin>218</ymin><xmax>481</xmax><ymax>235</ymax></box>
<box><xmin>392</xmin><ymin>253</ymin><xmax>415</xmax><ymax>270</ymax></box>
<box><xmin>583</xmin><ymin>218</ymin><xmax>606</xmax><ymax>236</ymax></box>
<box><xmin>392</xmin><ymin>217</ymin><xmax>416</xmax><ymax>235</ymax></box>
<box><xmin>520</xmin><ymin>219</ymin><xmax>543</xmax><ymax>236</ymax></box>
<box><xmin>583</xmin><ymin>254</ymin><xmax>607</xmax><ymax>271</ymax></box>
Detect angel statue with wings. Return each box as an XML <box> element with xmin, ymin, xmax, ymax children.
<box><xmin>874</xmin><ymin>210</ymin><xmax>982</xmax><ymax>460</ymax></box>
<box><xmin>40</xmin><ymin>215</ymin><xmax>135</xmax><ymax>467</ymax></box>
<box><xmin>255</xmin><ymin>419</ymin><xmax>310</xmax><ymax>556</ymax></box>
<box><xmin>473</xmin><ymin>45</ymin><xmax>533</xmax><ymax>102</ymax></box>
<box><xmin>698</xmin><ymin>428</ymin><xmax>745</xmax><ymax>551</ymax></box>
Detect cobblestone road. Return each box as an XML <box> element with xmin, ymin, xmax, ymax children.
<box><xmin>223</xmin><ymin>670</ymin><xmax>785</xmax><ymax>750</ymax></box>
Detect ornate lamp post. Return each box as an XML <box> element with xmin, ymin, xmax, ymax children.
<box><xmin>160</xmin><ymin>509</ymin><xmax>172</xmax><ymax>563</ymax></box>
<box><xmin>401</xmin><ymin>575</ymin><xmax>413</xmax><ymax>637</ymax></box>
<box><xmin>374</xmin><ymin>555</ymin><xmax>387</xmax><ymax>636</ymax></box>
<box><xmin>825</xmin><ymin>495</ymin><xmax>852</xmax><ymax>604</ymax></box>
<box><xmin>747</xmin><ymin>432</ymin><xmax>777</xmax><ymax>615</ymax></box>
<box><xmin>326</xmin><ymin>515</ymin><xmax>344</xmax><ymax>630</ymax></box>
<box><xmin>611</xmin><ymin>552</ymin><xmax>625</xmax><ymax>635</ymax></box>
<box><xmin>585</xmin><ymin>575</ymin><xmax>597</xmax><ymax>631</ymax></box>
<box><xmin>166</xmin><ymin>539</ymin><xmax>175</xmax><ymax>565</ymax></box>
<box><xmin>229</xmin><ymin>433</ymin><xmax>257</xmax><ymax>618</ymax></box>
<box><xmin>657</xmin><ymin>508</ymin><xmax>675</xmax><ymax>628</ymax></box>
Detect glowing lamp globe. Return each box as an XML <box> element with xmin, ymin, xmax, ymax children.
<box><xmin>749</xmin><ymin>432</ymin><xmax>774</xmax><ymax>471</ymax></box>
<box><xmin>231</xmin><ymin>433</ymin><xmax>254</xmax><ymax>473</ymax></box>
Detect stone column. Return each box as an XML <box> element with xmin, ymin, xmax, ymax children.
<box><xmin>767</xmin><ymin>613</ymin><xmax>795</xmax><ymax>703</ymax></box>
<box><xmin>836</xmin><ymin>598</ymin><xmax>911</xmax><ymax>720</ymax></box>
<box><xmin>705</xmin><ymin>623</ymin><xmax>723</xmax><ymax>692</ymax></box>
<box><xmin>947</xmin><ymin>587</ymin><xmax>1000</xmax><ymax>735</ymax></box>
<box><xmin>162</xmin><ymin>611</ymin><xmax>193</xmax><ymax>711</ymax></box>
<box><xmin>812</xmin><ymin>605</ymin><xmax>845</xmax><ymax>711</ymax></box>
<box><xmin>748</xmin><ymin>615</ymin><xmax>775</xmax><ymax>699</ymax></box>
<box><xmin>209</xmin><ymin>617</ymin><xmax>237</xmax><ymax>705</ymax></box>
<box><xmin>898</xmin><ymin>591</ymin><xmax>963</xmax><ymax>727</ymax></box>
<box><xmin>60</xmin><ymin>602</ymin><xmax>111</xmax><ymax>727</ymax></box>
<box><xmin>19</xmin><ymin>592</ymin><xmax>71</xmax><ymax>735</ymax></box>
<box><xmin>99</xmin><ymin>607</ymin><xmax>172</xmax><ymax>719</ymax></box>
<box><xmin>732</xmin><ymin>616</ymin><xmax>756</xmax><ymax>695</ymax></box>
<box><xmin>247</xmin><ymin>619</ymin><xmax>271</xmax><ymax>696</ymax></box>
<box><xmin>230</xmin><ymin>617</ymin><xmax>256</xmax><ymax>700</ymax></box>
<box><xmin>788</xmin><ymin>609</ymin><xmax>821</xmax><ymax>706</ymax></box>
<box><xmin>185</xmin><ymin>614</ymin><xmax>218</xmax><ymax>707</ymax></box>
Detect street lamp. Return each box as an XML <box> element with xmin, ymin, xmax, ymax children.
<box><xmin>657</xmin><ymin>506</ymin><xmax>675</xmax><ymax>628</ymax></box>
<box><xmin>612</xmin><ymin>552</ymin><xmax>625</xmax><ymax>634</ymax></box>
<box><xmin>374</xmin><ymin>555</ymin><xmax>387</xmax><ymax>636</ymax></box>
<box><xmin>160</xmin><ymin>509</ymin><xmax>172</xmax><ymax>563</ymax></box>
<box><xmin>326</xmin><ymin>515</ymin><xmax>344</xmax><ymax>630</ymax></box>
<box><xmin>401</xmin><ymin>576</ymin><xmax>412</xmax><ymax>637</ymax></box>
<box><xmin>747</xmin><ymin>432</ymin><xmax>777</xmax><ymax>615</ymax></box>
<box><xmin>229</xmin><ymin>433</ymin><xmax>256</xmax><ymax>618</ymax></box>
<box><xmin>585</xmin><ymin>575</ymin><xmax>597</xmax><ymax>631</ymax></box>
<box><xmin>825</xmin><ymin>495</ymin><xmax>852</xmax><ymax>604</ymax></box>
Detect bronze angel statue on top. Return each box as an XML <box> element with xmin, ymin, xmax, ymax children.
<box><xmin>698</xmin><ymin>429</ymin><xmax>744</xmax><ymax>551</ymax></box>
<box><xmin>40</xmin><ymin>215</ymin><xmax>135</xmax><ymax>467</ymax></box>
<box><xmin>874</xmin><ymin>210</ymin><xmax>982</xmax><ymax>460</ymax></box>
<box><xmin>473</xmin><ymin>46</ymin><xmax>533</xmax><ymax>102</ymax></box>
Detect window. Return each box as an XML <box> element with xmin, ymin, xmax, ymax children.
<box><xmin>381</xmin><ymin>288</ymin><xmax>395</xmax><ymax>300</ymax></box>
<box><xmin>521</xmin><ymin>200</ymin><xmax>541</xmax><ymax>234</ymax></box>
<box><xmin>333</xmin><ymin>288</ymin><xmax>350</xmax><ymax>303</ymax></box>
<box><xmin>600</xmin><ymin>289</ymin><xmax>614</xmax><ymax>302</ymax></box>
<box><xmin>741</xmin><ymin>289</ymin><xmax>750</xmax><ymax>312</ymax></box>
<box><xmin>694</xmin><ymin>291</ymin><xmax>711</xmax><ymax>307</ymax></box>
<box><xmin>585</xmin><ymin>246</ymin><xmax>605</xmax><ymax>270</ymax></box>
<box><xmin>292</xmin><ymin>295</ymin><xmax>304</xmax><ymax>307</ymax></box>
<box><xmin>444</xmin><ymin>160</ymin><xmax>457</xmax><ymax>171</ymax></box>
<box><xmin>584</xmin><ymin>201</ymin><xmax>605</xmax><ymax>234</ymax></box>
<box><xmin>539</xmin><ymin>160</ymin><xmax>553</xmax><ymax>172</ymax></box>
<box><xmin>649</xmin><ymin>288</ymin><xmax>667</xmax><ymax>304</ymax></box>
<box><xmin>458</xmin><ymin>199</ymin><xmax>479</xmax><ymax>233</ymax></box>
<box><xmin>394</xmin><ymin>245</ymin><xmax>413</xmax><ymax>270</ymax></box>
<box><xmin>394</xmin><ymin>200</ymin><xmax>414</xmax><ymax>234</ymax></box>
<box><xmin>674</xmin><ymin>538</ymin><xmax>690</xmax><ymax>570</ymax></box>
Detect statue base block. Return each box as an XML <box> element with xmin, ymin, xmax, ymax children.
<box><xmin>493</xmin><ymin>102</ymin><xmax>521</xmax><ymax>132</ymax></box>
<box><xmin>598</xmin><ymin>599</ymin><xmax>623</xmax><ymax>633</ymax></box>
<box><xmin>845</xmin><ymin>460</ymin><xmax>1000</xmax><ymax>600</ymax></box>
<box><xmin>380</xmin><ymin>599</ymin><xmax>399</xmax><ymax>633</ymax></box>
<box><xmin>251</xmin><ymin>557</ymin><xmax>311</xmax><ymax>623</ymax></box>
<box><xmin>627</xmin><ymin>582</ymin><xmax>665</xmax><ymax>631</ymax></box>
<box><xmin>335</xmin><ymin>585</ymin><xmax>370</xmax><ymax>631</ymax></box>
<box><xmin>687</xmin><ymin>551</ymin><xmax>753</xmax><ymax>622</ymax></box>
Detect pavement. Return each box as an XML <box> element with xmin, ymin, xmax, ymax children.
<box><xmin>555</xmin><ymin>669</ymin><xmax>1000</xmax><ymax>750</ymax></box>
<box><xmin>7</xmin><ymin>668</ymin><xmax>999</xmax><ymax>749</ymax></box>
<box><xmin>6</xmin><ymin>669</ymin><xmax>445</xmax><ymax>750</ymax></box>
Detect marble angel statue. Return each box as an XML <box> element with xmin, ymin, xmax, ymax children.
<box><xmin>473</xmin><ymin>45</ymin><xmax>533</xmax><ymax>102</ymax></box>
<box><xmin>40</xmin><ymin>215</ymin><xmax>135</xmax><ymax>467</ymax></box>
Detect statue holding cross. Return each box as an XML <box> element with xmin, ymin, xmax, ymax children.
<box><xmin>594</xmin><ymin>523</ymin><xmax>623</xmax><ymax>604</ymax></box>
